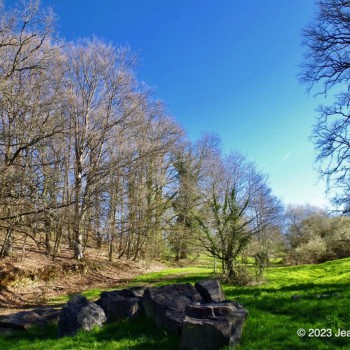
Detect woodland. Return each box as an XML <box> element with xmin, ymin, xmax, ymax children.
<box><xmin>1</xmin><ymin>0</ymin><xmax>350</xmax><ymax>286</ymax></box>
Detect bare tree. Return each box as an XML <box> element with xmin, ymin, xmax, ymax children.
<box><xmin>169</xmin><ymin>134</ymin><xmax>221</xmax><ymax>261</ymax></box>
<box><xmin>196</xmin><ymin>151</ymin><xmax>271</xmax><ymax>282</ymax></box>
<box><xmin>63</xmin><ymin>38</ymin><xmax>140</xmax><ymax>259</ymax></box>
<box><xmin>248</xmin><ymin>185</ymin><xmax>284</xmax><ymax>279</ymax></box>
<box><xmin>0</xmin><ymin>0</ymin><xmax>287</xmax><ymax>269</ymax></box>
<box><xmin>300</xmin><ymin>0</ymin><xmax>350</xmax><ymax>209</ymax></box>
<box><xmin>115</xmin><ymin>101</ymin><xmax>183</xmax><ymax>261</ymax></box>
<box><xmin>0</xmin><ymin>1</ymin><xmax>64</xmax><ymax>257</ymax></box>
<box><xmin>171</xmin><ymin>146</ymin><xmax>200</xmax><ymax>261</ymax></box>
<box><xmin>0</xmin><ymin>0</ymin><xmax>54</xmax><ymax>81</ymax></box>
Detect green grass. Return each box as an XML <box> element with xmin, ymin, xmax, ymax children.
<box><xmin>1</xmin><ymin>258</ymin><xmax>350</xmax><ymax>349</ymax></box>
<box><xmin>0</xmin><ymin>317</ymin><xmax>179</xmax><ymax>350</ymax></box>
<box><xmin>225</xmin><ymin>259</ymin><xmax>350</xmax><ymax>349</ymax></box>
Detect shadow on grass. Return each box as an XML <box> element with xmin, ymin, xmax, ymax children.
<box><xmin>226</xmin><ymin>284</ymin><xmax>350</xmax><ymax>350</ymax></box>
<box><xmin>1</xmin><ymin>322</ymin><xmax>58</xmax><ymax>342</ymax></box>
<box><xmin>224</xmin><ymin>282</ymin><xmax>350</xmax><ymax>349</ymax></box>
<box><xmin>95</xmin><ymin>316</ymin><xmax>180</xmax><ymax>350</ymax></box>
<box><xmin>0</xmin><ymin>317</ymin><xmax>180</xmax><ymax>350</ymax></box>
<box><xmin>226</xmin><ymin>283</ymin><xmax>349</xmax><ymax>314</ymax></box>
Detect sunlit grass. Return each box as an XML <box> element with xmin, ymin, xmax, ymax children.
<box><xmin>224</xmin><ymin>258</ymin><xmax>350</xmax><ymax>349</ymax></box>
<box><xmin>133</xmin><ymin>264</ymin><xmax>215</xmax><ymax>284</ymax></box>
<box><xmin>1</xmin><ymin>258</ymin><xmax>350</xmax><ymax>349</ymax></box>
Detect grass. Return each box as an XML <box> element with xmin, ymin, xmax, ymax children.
<box><xmin>1</xmin><ymin>258</ymin><xmax>350</xmax><ymax>349</ymax></box>
<box><xmin>0</xmin><ymin>318</ymin><xmax>179</xmax><ymax>350</ymax></box>
<box><xmin>225</xmin><ymin>258</ymin><xmax>350</xmax><ymax>349</ymax></box>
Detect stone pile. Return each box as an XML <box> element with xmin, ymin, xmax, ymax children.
<box><xmin>0</xmin><ymin>279</ymin><xmax>248</xmax><ymax>349</ymax></box>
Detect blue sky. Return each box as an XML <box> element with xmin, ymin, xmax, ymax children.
<box><xmin>39</xmin><ymin>0</ymin><xmax>328</xmax><ymax>208</ymax></box>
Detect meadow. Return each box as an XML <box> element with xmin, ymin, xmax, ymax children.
<box><xmin>1</xmin><ymin>258</ymin><xmax>350</xmax><ymax>349</ymax></box>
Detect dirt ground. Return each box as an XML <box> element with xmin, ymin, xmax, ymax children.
<box><xmin>0</xmin><ymin>243</ymin><xmax>165</xmax><ymax>316</ymax></box>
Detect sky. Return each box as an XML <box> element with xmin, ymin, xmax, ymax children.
<box><xmin>36</xmin><ymin>0</ymin><xmax>329</xmax><ymax>208</ymax></box>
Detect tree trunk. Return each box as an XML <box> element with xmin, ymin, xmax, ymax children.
<box><xmin>73</xmin><ymin>145</ymin><xmax>84</xmax><ymax>259</ymax></box>
<box><xmin>74</xmin><ymin>232</ymin><xmax>84</xmax><ymax>260</ymax></box>
<box><xmin>0</xmin><ymin>226</ymin><xmax>14</xmax><ymax>258</ymax></box>
<box><xmin>226</xmin><ymin>259</ymin><xmax>236</xmax><ymax>281</ymax></box>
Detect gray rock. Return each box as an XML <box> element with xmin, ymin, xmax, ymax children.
<box><xmin>0</xmin><ymin>307</ymin><xmax>59</xmax><ymax>331</ymax></box>
<box><xmin>194</xmin><ymin>279</ymin><xmax>225</xmax><ymax>303</ymax></box>
<box><xmin>142</xmin><ymin>283</ymin><xmax>203</xmax><ymax>333</ymax></box>
<box><xmin>35</xmin><ymin>307</ymin><xmax>61</xmax><ymax>322</ymax></box>
<box><xmin>58</xmin><ymin>294</ymin><xmax>106</xmax><ymax>337</ymax></box>
<box><xmin>119</xmin><ymin>286</ymin><xmax>146</xmax><ymax>298</ymax></box>
<box><xmin>316</xmin><ymin>292</ymin><xmax>342</xmax><ymax>299</ymax></box>
<box><xmin>100</xmin><ymin>286</ymin><xmax>146</xmax><ymax>299</ymax></box>
<box><xmin>95</xmin><ymin>286</ymin><xmax>145</xmax><ymax>322</ymax></box>
<box><xmin>180</xmin><ymin>317</ymin><xmax>232</xmax><ymax>350</ymax></box>
<box><xmin>77</xmin><ymin>303</ymin><xmax>107</xmax><ymax>330</ymax></box>
<box><xmin>180</xmin><ymin>302</ymin><xmax>248</xmax><ymax>349</ymax></box>
<box><xmin>95</xmin><ymin>295</ymin><xmax>142</xmax><ymax>322</ymax></box>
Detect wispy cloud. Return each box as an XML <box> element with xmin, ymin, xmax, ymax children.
<box><xmin>280</xmin><ymin>153</ymin><xmax>290</xmax><ymax>163</ymax></box>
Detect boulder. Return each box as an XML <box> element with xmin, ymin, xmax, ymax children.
<box><xmin>58</xmin><ymin>294</ymin><xmax>106</xmax><ymax>337</ymax></box>
<box><xmin>95</xmin><ymin>295</ymin><xmax>142</xmax><ymax>322</ymax></box>
<box><xmin>194</xmin><ymin>279</ymin><xmax>225</xmax><ymax>303</ymax></box>
<box><xmin>0</xmin><ymin>307</ymin><xmax>59</xmax><ymax>331</ymax></box>
<box><xmin>142</xmin><ymin>283</ymin><xmax>203</xmax><ymax>333</ymax></box>
<box><xmin>180</xmin><ymin>302</ymin><xmax>248</xmax><ymax>349</ymax></box>
<box><xmin>118</xmin><ymin>286</ymin><xmax>146</xmax><ymax>298</ymax></box>
<box><xmin>180</xmin><ymin>316</ymin><xmax>232</xmax><ymax>350</ymax></box>
<box><xmin>95</xmin><ymin>286</ymin><xmax>145</xmax><ymax>322</ymax></box>
<box><xmin>99</xmin><ymin>286</ymin><xmax>146</xmax><ymax>299</ymax></box>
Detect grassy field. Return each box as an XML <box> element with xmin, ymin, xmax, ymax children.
<box><xmin>1</xmin><ymin>258</ymin><xmax>350</xmax><ymax>349</ymax></box>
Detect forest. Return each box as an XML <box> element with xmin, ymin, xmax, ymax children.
<box><xmin>1</xmin><ymin>1</ymin><xmax>350</xmax><ymax>286</ymax></box>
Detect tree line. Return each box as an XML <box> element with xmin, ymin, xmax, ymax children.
<box><xmin>1</xmin><ymin>0</ymin><xmax>350</xmax><ymax>283</ymax></box>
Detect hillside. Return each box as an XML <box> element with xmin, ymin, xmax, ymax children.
<box><xmin>0</xmin><ymin>239</ymin><xmax>165</xmax><ymax>316</ymax></box>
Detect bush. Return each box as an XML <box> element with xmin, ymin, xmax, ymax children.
<box><xmin>294</xmin><ymin>236</ymin><xmax>327</xmax><ymax>264</ymax></box>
